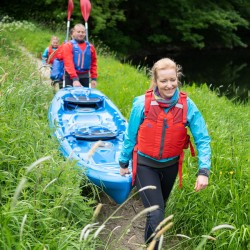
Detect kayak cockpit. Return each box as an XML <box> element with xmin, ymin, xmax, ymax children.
<box><xmin>64</xmin><ymin>96</ymin><xmax>103</xmax><ymax>110</ymax></box>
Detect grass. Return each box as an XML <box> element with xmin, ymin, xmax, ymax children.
<box><xmin>0</xmin><ymin>18</ymin><xmax>99</xmax><ymax>249</ymax></box>
<box><xmin>0</xmin><ymin>16</ymin><xmax>249</xmax><ymax>249</ymax></box>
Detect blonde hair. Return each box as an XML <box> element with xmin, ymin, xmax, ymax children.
<box><xmin>149</xmin><ymin>58</ymin><xmax>183</xmax><ymax>89</ymax></box>
<box><xmin>50</xmin><ymin>36</ymin><xmax>59</xmax><ymax>44</ymax></box>
<box><xmin>73</xmin><ymin>23</ymin><xmax>86</xmax><ymax>31</ymax></box>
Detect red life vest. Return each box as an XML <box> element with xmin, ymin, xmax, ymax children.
<box><xmin>47</xmin><ymin>46</ymin><xmax>58</xmax><ymax>64</ymax></box>
<box><xmin>132</xmin><ymin>90</ymin><xmax>195</xmax><ymax>186</ymax></box>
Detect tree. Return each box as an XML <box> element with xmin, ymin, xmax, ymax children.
<box><xmin>1</xmin><ymin>0</ymin><xmax>249</xmax><ymax>55</ymax></box>
<box><xmin>115</xmin><ymin>0</ymin><xmax>249</xmax><ymax>54</ymax></box>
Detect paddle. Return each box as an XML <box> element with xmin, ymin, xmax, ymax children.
<box><xmin>63</xmin><ymin>0</ymin><xmax>74</xmax><ymax>88</ymax></box>
<box><xmin>66</xmin><ymin>0</ymin><xmax>74</xmax><ymax>42</ymax></box>
<box><xmin>80</xmin><ymin>0</ymin><xmax>92</xmax><ymax>42</ymax></box>
<box><xmin>80</xmin><ymin>0</ymin><xmax>92</xmax><ymax>89</ymax></box>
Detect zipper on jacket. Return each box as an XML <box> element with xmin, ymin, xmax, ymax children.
<box><xmin>159</xmin><ymin>118</ymin><xmax>168</xmax><ymax>158</ymax></box>
<box><xmin>81</xmin><ymin>54</ymin><xmax>84</xmax><ymax>69</ymax></box>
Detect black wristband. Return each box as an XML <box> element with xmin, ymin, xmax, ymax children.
<box><xmin>119</xmin><ymin>161</ymin><xmax>129</xmax><ymax>169</ymax></box>
<box><xmin>198</xmin><ymin>168</ymin><xmax>210</xmax><ymax>177</ymax></box>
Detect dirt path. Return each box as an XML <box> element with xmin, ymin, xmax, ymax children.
<box><xmin>20</xmin><ymin>46</ymin><xmax>52</xmax><ymax>85</ymax></box>
<box><xmin>97</xmin><ymin>191</ymin><xmax>146</xmax><ymax>250</ymax></box>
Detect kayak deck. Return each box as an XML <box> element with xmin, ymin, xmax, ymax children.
<box><xmin>48</xmin><ymin>87</ymin><xmax>132</xmax><ymax>204</ymax></box>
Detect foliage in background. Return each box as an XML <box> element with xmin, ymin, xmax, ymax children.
<box><xmin>120</xmin><ymin>0</ymin><xmax>250</xmax><ymax>52</ymax></box>
<box><xmin>0</xmin><ymin>19</ymin><xmax>249</xmax><ymax>249</ymax></box>
<box><xmin>0</xmin><ymin>0</ymin><xmax>249</xmax><ymax>55</ymax></box>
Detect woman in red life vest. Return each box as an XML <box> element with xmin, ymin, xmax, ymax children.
<box><xmin>42</xmin><ymin>36</ymin><xmax>60</xmax><ymax>65</ymax></box>
<box><xmin>119</xmin><ymin>58</ymin><xmax>211</xmax><ymax>249</ymax></box>
<box><xmin>62</xmin><ymin>24</ymin><xmax>98</xmax><ymax>88</ymax></box>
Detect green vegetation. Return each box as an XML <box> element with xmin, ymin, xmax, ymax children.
<box><xmin>0</xmin><ymin>19</ymin><xmax>249</xmax><ymax>249</ymax></box>
<box><xmin>0</xmin><ymin>20</ymin><xmax>100</xmax><ymax>249</ymax></box>
<box><xmin>1</xmin><ymin>0</ymin><xmax>249</xmax><ymax>54</ymax></box>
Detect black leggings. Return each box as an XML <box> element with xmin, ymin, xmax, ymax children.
<box><xmin>64</xmin><ymin>72</ymin><xmax>89</xmax><ymax>88</ymax></box>
<box><xmin>135</xmin><ymin>163</ymin><xmax>178</xmax><ymax>249</ymax></box>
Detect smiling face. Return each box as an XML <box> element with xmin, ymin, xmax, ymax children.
<box><xmin>50</xmin><ymin>36</ymin><xmax>59</xmax><ymax>48</ymax></box>
<box><xmin>73</xmin><ymin>24</ymin><xmax>86</xmax><ymax>42</ymax></box>
<box><xmin>156</xmin><ymin>68</ymin><xmax>178</xmax><ymax>99</ymax></box>
<box><xmin>51</xmin><ymin>39</ymin><xmax>59</xmax><ymax>48</ymax></box>
<box><xmin>150</xmin><ymin>58</ymin><xmax>182</xmax><ymax>99</ymax></box>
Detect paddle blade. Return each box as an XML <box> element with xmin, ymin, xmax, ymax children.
<box><xmin>80</xmin><ymin>0</ymin><xmax>92</xmax><ymax>21</ymax></box>
<box><xmin>67</xmin><ymin>0</ymin><xmax>74</xmax><ymax>21</ymax></box>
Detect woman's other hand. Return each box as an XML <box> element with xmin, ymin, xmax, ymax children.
<box><xmin>120</xmin><ymin>168</ymin><xmax>130</xmax><ymax>176</ymax></box>
<box><xmin>194</xmin><ymin>175</ymin><xmax>208</xmax><ymax>192</ymax></box>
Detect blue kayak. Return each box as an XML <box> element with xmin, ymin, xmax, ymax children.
<box><xmin>48</xmin><ymin>87</ymin><xmax>132</xmax><ymax>204</ymax></box>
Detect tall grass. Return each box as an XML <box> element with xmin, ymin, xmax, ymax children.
<box><xmin>0</xmin><ymin>19</ymin><xmax>100</xmax><ymax>249</ymax></box>
<box><xmin>163</xmin><ymin>85</ymin><xmax>249</xmax><ymax>249</ymax></box>
<box><xmin>1</xmin><ymin>17</ymin><xmax>249</xmax><ymax>249</ymax></box>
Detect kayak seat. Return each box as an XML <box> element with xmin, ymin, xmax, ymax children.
<box><xmin>72</xmin><ymin>126</ymin><xmax>118</xmax><ymax>140</ymax></box>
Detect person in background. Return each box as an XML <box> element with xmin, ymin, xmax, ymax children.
<box><xmin>69</xmin><ymin>27</ymin><xmax>75</xmax><ymax>40</ymax></box>
<box><xmin>42</xmin><ymin>36</ymin><xmax>60</xmax><ymax>65</ymax></box>
<box><xmin>49</xmin><ymin>28</ymin><xmax>75</xmax><ymax>90</ymax></box>
<box><xmin>63</xmin><ymin>23</ymin><xmax>98</xmax><ymax>88</ymax></box>
<box><xmin>119</xmin><ymin>58</ymin><xmax>211</xmax><ymax>249</ymax></box>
